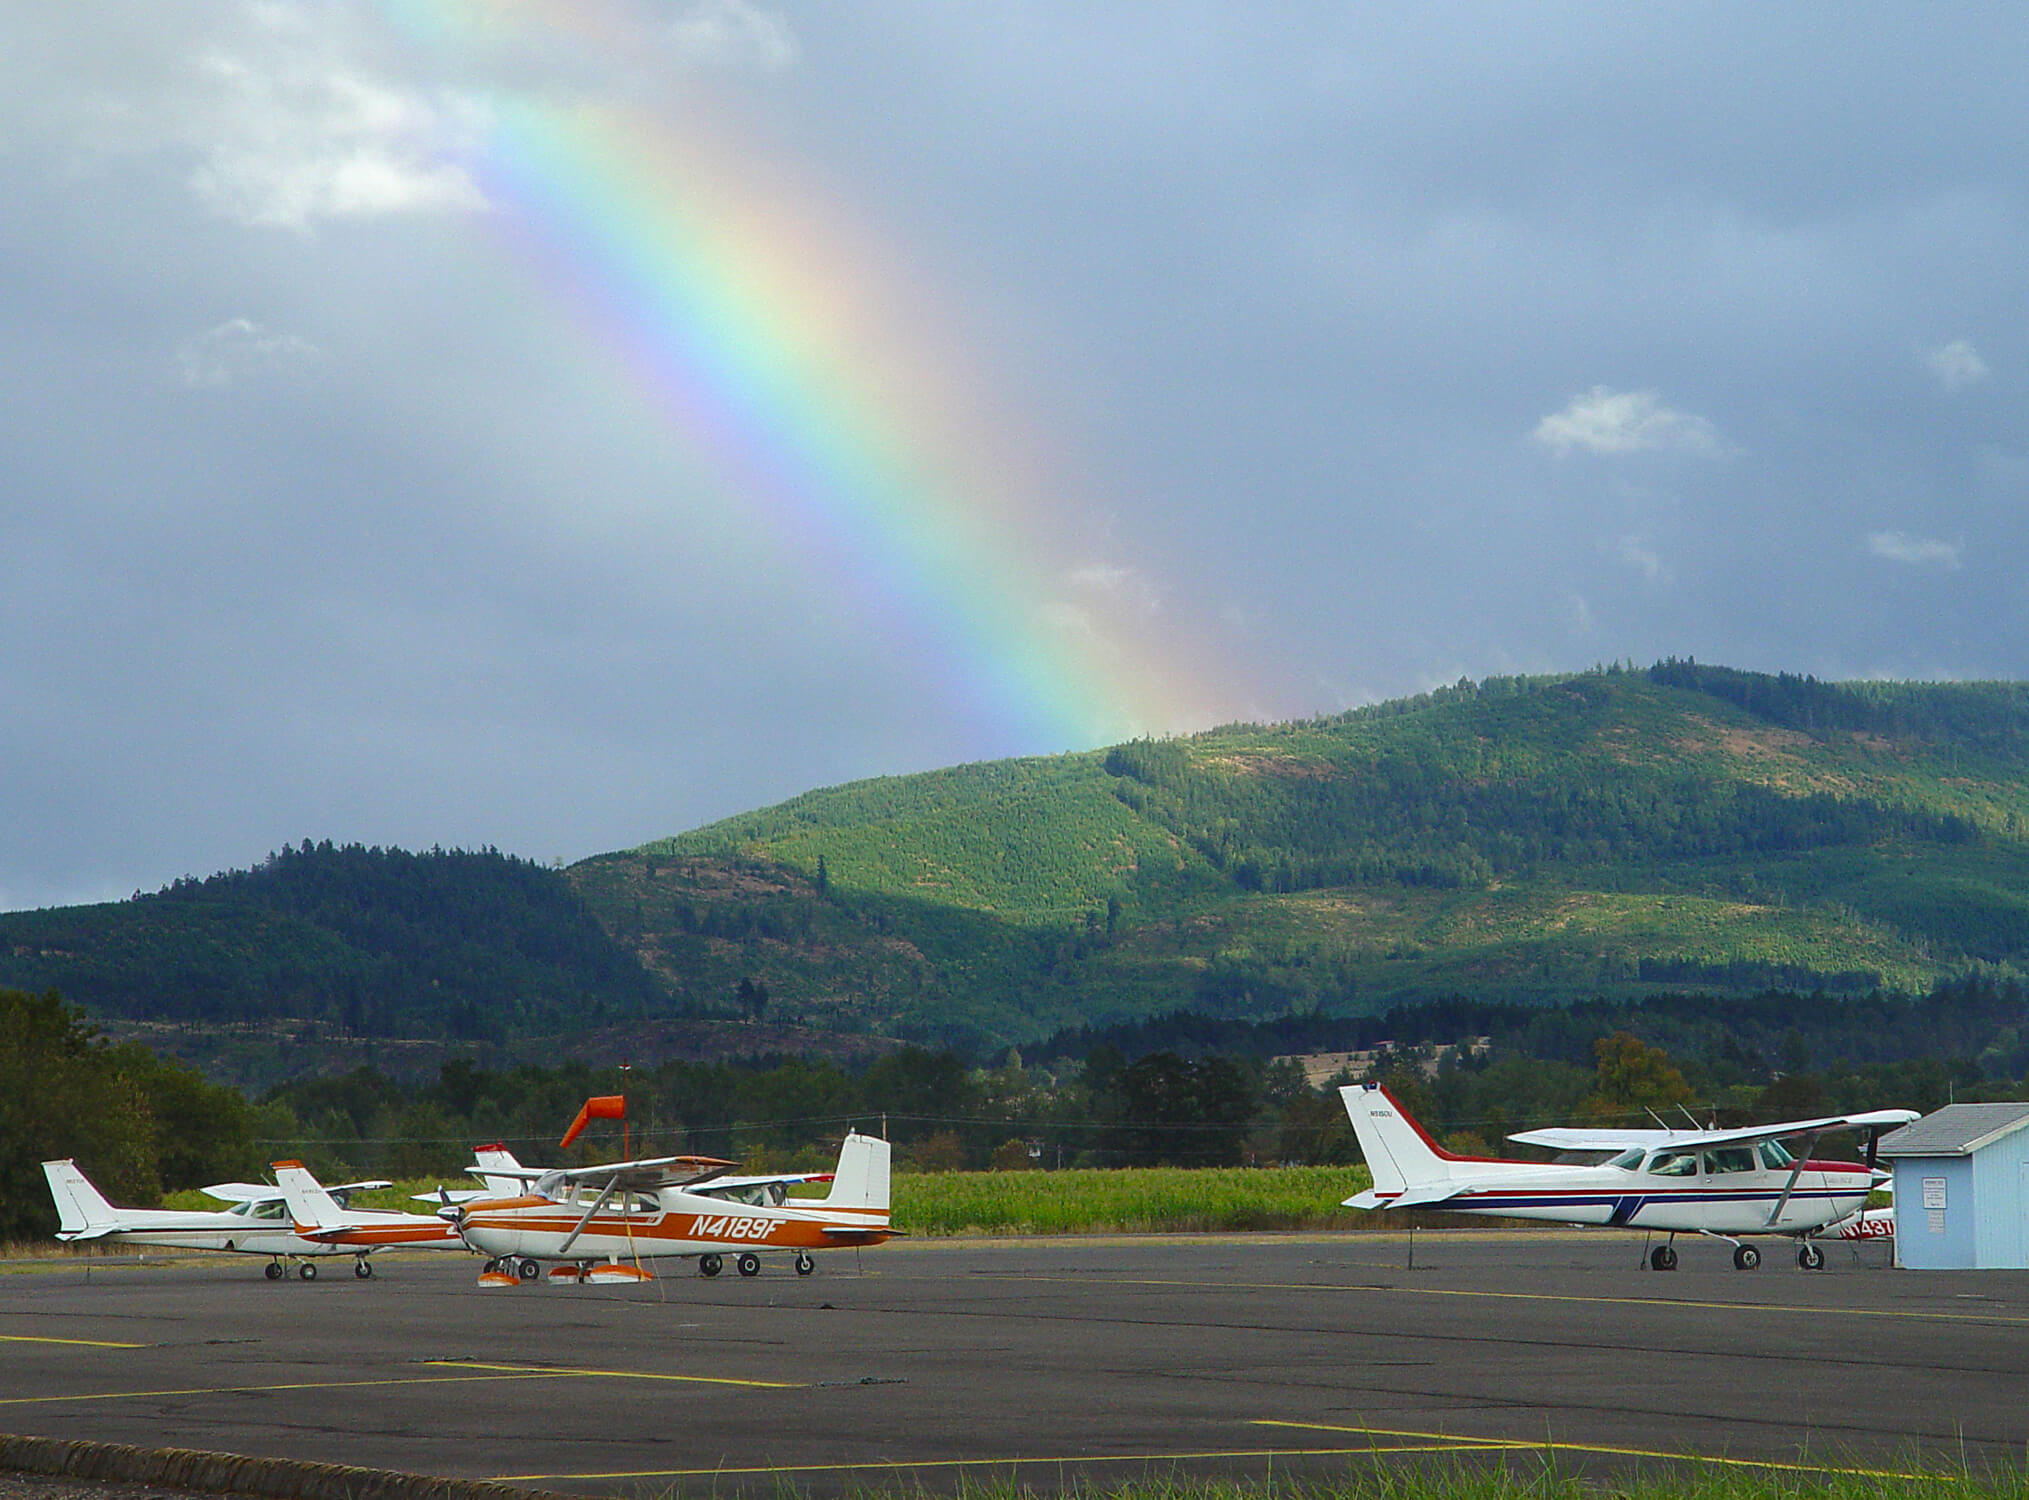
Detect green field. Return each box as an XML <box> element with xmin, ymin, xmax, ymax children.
<box><xmin>158</xmin><ymin>1165</ymin><xmax>1375</xmax><ymax>1237</ymax></box>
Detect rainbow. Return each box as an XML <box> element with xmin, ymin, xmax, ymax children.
<box><xmin>380</xmin><ymin>4</ymin><xmax>1235</xmax><ymax>753</ymax></box>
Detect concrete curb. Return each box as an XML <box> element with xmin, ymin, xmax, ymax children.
<box><xmin>0</xmin><ymin>1435</ymin><xmax>584</xmax><ymax>1500</ymax></box>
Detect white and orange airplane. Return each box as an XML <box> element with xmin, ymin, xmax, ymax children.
<box><xmin>443</xmin><ymin>1098</ymin><xmax>894</xmax><ymax>1287</ymax></box>
<box><xmin>1339</xmin><ymin>1082</ymin><xmax>1915</xmax><ymax>1270</ymax></box>
<box><xmin>271</xmin><ymin>1160</ymin><xmax>467</xmax><ymax>1276</ymax></box>
<box><xmin>42</xmin><ymin>1159</ymin><xmax>391</xmax><ymax>1278</ymax></box>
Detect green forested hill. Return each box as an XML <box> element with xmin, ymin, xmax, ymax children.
<box><xmin>9</xmin><ymin>662</ymin><xmax>2029</xmax><ymax>1063</ymax></box>
<box><xmin>578</xmin><ymin>662</ymin><xmax>2029</xmax><ymax>1044</ymax></box>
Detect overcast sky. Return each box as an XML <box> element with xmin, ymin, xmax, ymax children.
<box><xmin>4</xmin><ymin>4</ymin><xmax>2026</xmax><ymax>910</ymax></box>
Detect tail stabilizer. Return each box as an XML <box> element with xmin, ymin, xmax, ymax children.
<box><xmin>273</xmin><ymin>1160</ymin><xmax>344</xmax><ymax>1230</ymax></box>
<box><xmin>471</xmin><ymin>1143</ymin><xmax>531</xmax><ymax>1198</ymax></box>
<box><xmin>1339</xmin><ymin>1083</ymin><xmax>1479</xmax><ymax>1201</ymax></box>
<box><xmin>41</xmin><ymin>1160</ymin><xmax>121</xmax><ymax>1241</ymax></box>
<box><xmin>823</xmin><ymin>1132</ymin><xmax>890</xmax><ymax>1213</ymax></box>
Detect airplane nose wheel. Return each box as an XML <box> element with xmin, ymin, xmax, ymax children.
<box><xmin>794</xmin><ymin>1251</ymin><xmax>816</xmax><ymax>1276</ymax></box>
<box><xmin>699</xmin><ymin>1253</ymin><xmax>723</xmax><ymax>1277</ymax></box>
<box><xmin>298</xmin><ymin>1261</ymin><xmax>318</xmax><ymax>1281</ymax></box>
<box><xmin>1648</xmin><ymin>1244</ymin><xmax>1677</xmax><ymax>1271</ymax></box>
<box><xmin>736</xmin><ymin>1252</ymin><xmax>761</xmax><ymax>1278</ymax></box>
<box><xmin>353</xmin><ymin>1258</ymin><xmax>374</xmax><ymax>1279</ymax></box>
<box><xmin>1732</xmin><ymin>1244</ymin><xmax>1761</xmax><ymax>1271</ymax></box>
<box><xmin>1797</xmin><ymin>1242</ymin><xmax>1825</xmax><ymax>1270</ymax></box>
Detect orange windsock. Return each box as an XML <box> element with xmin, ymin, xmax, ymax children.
<box><xmin>560</xmin><ymin>1094</ymin><xmax>625</xmax><ymax>1148</ymax></box>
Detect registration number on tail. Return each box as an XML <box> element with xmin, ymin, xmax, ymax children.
<box><xmin>690</xmin><ymin>1214</ymin><xmax>776</xmax><ymax>1240</ymax></box>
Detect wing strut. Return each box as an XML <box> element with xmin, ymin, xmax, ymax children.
<box><xmin>557</xmin><ymin>1178</ymin><xmax>619</xmax><ymax>1256</ymax></box>
<box><xmin>1765</xmin><ymin>1130</ymin><xmax>1819</xmax><ymax>1227</ymax></box>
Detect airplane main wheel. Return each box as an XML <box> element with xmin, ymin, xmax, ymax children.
<box><xmin>736</xmin><ymin>1252</ymin><xmax>761</xmax><ymax>1278</ymax></box>
<box><xmin>516</xmin><ymin>1259</ymin><xmax>541</xmax><ymax>1282</ymax></box>
<box><xmin>1733</xmin><ymin>1244</ymin><xmax>1761</xmax><ymax>1271</ymax></box>
<box><xmin>794</xmin><ymin>1252</ymin><xmax>816</xmax><ymax>1277</ymax></box>
<box><xmin>1649</xmin><ymin>1245</ymin><xmax>1677</xmax><ymax>1271</ymax></box>
<box><xmin>354</xmin><ymin>1259</ymin><xmax>374</xmax><ymax>1279</ymax></box>
<box><xmin>699</xmin><ymin>1254</ymin><xmax>723</xmax><ymax>1278</ymax></box>
<box><xmin>298</xmin><ymin>1262</ymin><xmax>318</xmax><ymax>1281</ymax></box>
<box><xmin>264</xmin><ymin>1262</ymin><xmax>282</xmax><ymax>1281</ymax></box>
<box><xmin>1798</xmin><ymin>1242</ymin><xmax>1825</xmax><ymax>1270</ymax></box>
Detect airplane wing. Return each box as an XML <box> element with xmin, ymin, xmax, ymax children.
<box><xmin>199</xmin><ymin>1182</ymin><xmax>280</xmax><ymax>1204</ymax></box>
<box><xmin>1509</xmin><ymin>1110</ymin><xmax>1918</xmax><ymax>1153</ymax></box>
<box><xmin>701</xmin><ymin>1171</ymin><xmax>836</xmax><ymax>1192</ymax></box>
<box><xmin>533</xmin><ymin>1154</ymin><xmax>739</xmax><ymax>1197</ymax></box>
<box><xmin>202</xmin><ymin>1178</ymin><xmax>391</xmax><ymax>1205</ymax></box>
<box><xmin>1506</xmin><ymin>1128</ymin><xmax>1680</xmax><ymax>1151</ymax></box>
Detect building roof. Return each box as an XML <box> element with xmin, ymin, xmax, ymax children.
<box><xmin>1876</xmin><ymin>1103</ymin><xmax>2029</xmax><ymax>1157</ymax></box>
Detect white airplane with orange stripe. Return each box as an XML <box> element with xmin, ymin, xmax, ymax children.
<box><xmin>445</xmin><ymin>1121</ymin><xmax>894</xmax><ymax>1287</ymax></box>
<box><xmin>270</xmin><ymin>1160</ymin><xmax>467</xmax><ymax>1277</ymax></box>
<box><xmin>1340</xmin><ymin>1082</ymin><xmax>1915</xmax><ymax>1270</ymax></box>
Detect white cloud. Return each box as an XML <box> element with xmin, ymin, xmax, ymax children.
<box><xmin>1925</xmin><ymin>338</ymin><xmax>1989</xmax><ymax>392</ymax></box>
<box><xmin>1533</xmin><ymin>387</ymin><xmax>1726</xmax><ymax>458</ymax></box>
<box><xmin>1064</xmin><ymin>561</ymin><xmax>1163</xmax><ymax>615</ymax></box>
<box><xmin>176</xmin><ymin>317</ymin><xmax>320</xmax><ymax>388</ymax></box>
<box><xmin>666</xmin><ymin>0</ymin><xmax>798</xmax><ymax>72</ymax></box>
<box><xmin>1615</xmin><ymin>534</ymin><xmax>1667</xmax><ymax>583</ymax></box>
<box><xmin>1866</xmin><ymin>531</ymin><xmax>1962</xmax><ymax>569</ymax></box>
<box><xmin>181</xmin><ymin>18</ymin><xmax>487</xmax><ymax>230</ymax></box>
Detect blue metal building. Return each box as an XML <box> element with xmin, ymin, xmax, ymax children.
<box><xmin>1876</xmin><ymin>1103</ymin><xmax>2029</xmax><ymax>1269</ymax></box>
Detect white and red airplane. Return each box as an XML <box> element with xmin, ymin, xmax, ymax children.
<box><xmin>443</xmin><ymin>1104</ymin><xmax>893</xmax><ymax>1287</ymax></box>
<box><xmin>271</xmin><ymin>1160</ymin><xmax>467</xmax><ymax>1275</ymax></box>
<box><xmin>41</xmin><ymin>1159</ymin><xmax>391</xmax><ymax>1278</ymax></box>
<box><xmin>1339</xmin><ymin>1082</ymin><xmax>1916</xmax><ymax>1270</ymax></box>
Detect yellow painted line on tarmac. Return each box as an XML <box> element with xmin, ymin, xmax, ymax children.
<box><xmin>490</xmin><ymin>1444</ymin><xmax>1517</xmax><ymax>1483</ymax></box>
<box><xmin>973</xmin><ymin>1272</ymin><xmax>2029</xmax><ymax>1328</ymax></box>
<box><xmin>1255</xmin><ymin>1421</ymin><xmax>1955</xmax><ymax>1481</ymax></box>
<box><xmin>0</xmin><ymin>1333</ymin><xmax>146</xmax><ymax>1349</ymax></box>
<box><xmin>423</xmin><ymin>1359</ymin><xmax>802</xmax><ymax>1390</ymax></box>
<box><xmin>0</xmin><ymin>1371</ymin><xmax>565</xmax><ymax>1408</ymax></box>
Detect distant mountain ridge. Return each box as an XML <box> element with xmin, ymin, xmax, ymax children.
<box><xmin>8</xmin><ymin>662</ymin><xmax>2029</xmax><ymax>1070</ymax></box>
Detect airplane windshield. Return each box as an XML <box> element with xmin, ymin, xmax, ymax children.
<box><xmin>1758</xmin><ymin>1140</ymin><xmax>1795</xmax><ymax>1169</ymax></box>
<box><xmin>1607</xmin><ymin>1147</ymin><xmax>1646</xmax><ymax>1171</ymax></box>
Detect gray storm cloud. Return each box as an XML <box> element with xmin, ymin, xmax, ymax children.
<box><xmin>2</xmin><ymin>3</ymin><xmax>2026</xmax><ymax>908</ymax></box>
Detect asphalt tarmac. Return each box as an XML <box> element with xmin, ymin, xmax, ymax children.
<box><xmin>2</xmin><ymin>1232</ymin><xmax>2023</xmax><ymax>1496</ymax></box>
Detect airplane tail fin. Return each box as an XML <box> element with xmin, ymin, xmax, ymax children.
<box><xmin>1339</xmin><ymin>1083</ymin><xmax>1472</xmax><ymax>1201</ymax></box>
<box><xmin>273</xmin><ymin>1160</ymin><xmax>343</xmax><ymax>1230</ymax></box>
<box><xmin>41</xmin><ymin>1160</ymin><xmax>120</xmax><ymax>1240</ymax></box>
<box><xmin>471</xmin><ymin>1143</ymin><xmax>528</xmax><ymax>1198</ymax></box>
<box><xmin>823</xmin><ymin>1132</ymin><xmax>890</xmax><ymax>1214</ymax></box>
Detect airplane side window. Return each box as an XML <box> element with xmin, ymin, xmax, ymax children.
<box><xmin>1645</xmin><ymin>1151</ymin><xmax>1697</xmax><ymax>1177</ymax></box>
<box><xmin>768</xmin><ymin>1182</ymin><xmax>787</xmax><ymax>1206</ymax></box>
<box><xmin>1757</xmin><ymin>1140</ymin><xmax>1794</xmax><ymax>1170</ymax></box>
<box><xmin>1607</xmin><ymin>1148</ymin><xmax>1646</xmax><ymax>1171</ymax></box>
<box><xmin>256</xmin><ymin>1200</ymin><xmax>286</xmax><ymax>1219</ymax></box>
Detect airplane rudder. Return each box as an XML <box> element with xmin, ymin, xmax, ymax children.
<box><xmin>42</xmin><ymin>1160</ymin><xmax>115</xmax><ymax>1233</ymax></box>
<box><xmin>825</xmin><ymin>1132</ymin><xmax>890</xmax><ymax>1212</ymax></box>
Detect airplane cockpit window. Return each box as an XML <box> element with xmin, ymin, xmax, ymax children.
<box><xmin>1645</xmin><ymin>1151</ymin><xmax>1698</xmax><ymax>1177</ymax></box>
<box><xmin>1607</xmin><ymin>1147</ymin><xmax>1646</xmax><ymax>1171</ymax></box>
<box><xmin>232</xmin><ymin>1199</ymin><xmax>288</xmax><ymax>1220</ymax></box>
<box><xmin>1757</xmin><ymin>1140</ymin><xmax>1795</xmax><ymax>1170</ymax></box>
<box><xmin>1703</xmin><ymin>1148</ymin><xmax>1756</xmax><ymax>1174</ymax></box>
